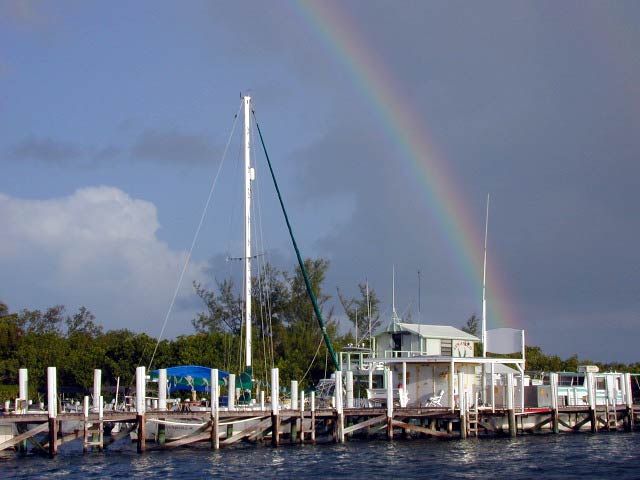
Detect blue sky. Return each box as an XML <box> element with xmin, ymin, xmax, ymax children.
<box><xmin>1</xmin><ymin>1</ymin><xmax>639</xmax><ymax>362</ymax></box>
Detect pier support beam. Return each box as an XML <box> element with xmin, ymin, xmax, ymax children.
<box><xmin>211</xmin><ymin>368</ymin><xmax>219</xmax><ymax>449</ymax></box>
<box><xmin>311</xmin><ymin>392</ymin><xmax>316</xmax><ymax>443</ymax></box>
<box><xmin>586</xmin><ymin>372</ymin><xmax>597</xmax><ymax>433</ymax></box>
<box><xmin>335</xmin><ymin>371</ymin><xmax>344</xmax><ymax>443</ymax></box>
<box><xmin>135</xmin><ymin>366</ymin><xmax>146</xmax><ymax>453</ymax></box>
<box><xmin>459</xmin><ymin>372</ymin><xmax>467</xmax><ymax>439</ymax></box>
<box><xmin>345</xmin><ymin>371</ymin><xmax>354</xmax><ymax>409</ymax></box>
<box><xmin>157</xmin><ymin>368</ymin><xmax>167</xmax><ymax>445</ymax></box>
<box><xmin>291</xmin><ymin>380</ymin><xmax>298</xmax><ymax>442</ymax></box>
<box><xmin>299</xmin><ymin>391</ymin><xmax>305</xmax><ymax>443</ymax></box>
<box><xmin>506</xmin><ymin>373</ymin><xmax>516</xmax><ymax>438</ymax></box>
<box><xmin>82</xmin><ymin>396</ymin><xmax>90</xmax><ymax>453</ymax></box>
<box><xmin>271</xmin><ymin>368</ymin><xmax>280</xmax><ymax>447</ymax></box>
<box><xmin>228</xmin><ymin>374</ymin><xmax>236</xmax><ymax>412</ymax></box>
<box><xmin>18</xmin><ymin>368</ymin><xmax>28</xmax><ymax>414</ymax></box>
<box><xmin>47</xmin><ymin>367</ymin><xmax>57</xmax><ymax>457</ymax></box>
<box><xmin>550</xmin><ymin>373</ymin><xmax>559</xmax><ymax>434</ymax></box>
<box><xmin>93</xmin><ymin>369</ymin><xmax>101</xmax><ymax>413</ymax></box>
<box><xmin>386</xmin><ymin>369</ymin><xmax>393</xmax><ymax>440</ymax></box>
<box><xmin>624</xmin><ymin>373</ymin><xmax>634</xmax><ymax>431</ymax></box>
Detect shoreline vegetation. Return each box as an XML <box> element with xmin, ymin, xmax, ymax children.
<box><xmin>1</xmin><ymin>259</ymin><xmax>638</xmax><ymax>403</ymax></box>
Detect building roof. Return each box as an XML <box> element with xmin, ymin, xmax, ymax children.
<box><xmin>379</xmin><ymin>322</ymin><xmax>480</xmax><ymax>342</ymax></box>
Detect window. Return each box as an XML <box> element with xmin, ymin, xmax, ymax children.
<box><xmin>441</xmin><ymin>339</ymin><xmax>452</xmax><ymax>356</ymax></box>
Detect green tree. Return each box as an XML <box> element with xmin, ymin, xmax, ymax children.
<box><xmin>337</xmin><ymin>283</ymin><xmax>381</xmax><ymax>346</ymax></box>
<box><xmin>461</xmin><ymin>314</ymin><xmax>480</xmax><ymax>337</ymax></box>
<box><xmin>192</xmin><ymin>279</ymin><xmax>243</xmax><ymax>335</ymax></box>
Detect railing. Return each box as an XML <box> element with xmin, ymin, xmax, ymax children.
<box><xmin>382</xmin><ymin>350</ymin><xmax>427</xmax><ymax>358</ymax></box>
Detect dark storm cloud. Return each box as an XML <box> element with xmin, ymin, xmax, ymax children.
<box><xmin>267</xmin><ymin>1</ymin><xmax>640</xmax><ymax>361</ymax></box>
<box><xmin>7</xmin><ymin>129</ymin><xmax>220</xmax><ymax>167</ymax></box>
<box><xmin>132</xmin><ymin>129</ymin><xmax>219</xmax><ymax>166</ymax></box>
<box><xmin>9</xmin><ymin>136</ymin><xmax>82</xmax><ymax>164</ymax></box>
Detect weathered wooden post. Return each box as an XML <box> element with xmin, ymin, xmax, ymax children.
<box><xmin>300</xmin><ymin>390</ymin><xmax>305</xmax><ymax>443</ymax></box>
<box><xmin>271</xmin><ymin>368</ymin><xmax>280</xmax><ymax>447</ymax></box>
<box><xmin>346</xmin><ymin>370</ymin><xmax>354</xmax><ymax>409</ymax></box>
<box><xmin>157</xmin><ymin>368</ymin><xmax>167</xmax><ymax>446</ymax></box>
<box><xmin>47</xmin><ymin>367</ymin><xmax>58</xmax><ymax>457</ymax></box>
<box><xmin>17</xmin><ymin>368</ymin><xmax>28</xmax><ymax>452</ymax></box>
<box><xmin>18</xmin><ymin>368</ymin><xmax>28</xmax><ymax>413</ymax></box>
<box><xmin>550</xmin><ymin>373</ymin><xmax>559</xmax><ymax>434</ymax></box>
<box><xmin>91</xmin><ymin>369</ymin><xmax>101</xmax><ymax>446</ymax></box>
<box><xmin>211</xmin><ymin>368</ymin><xmax>219</xmax><ymax>450</ymax></box>
<box><xmin>506</xmin><ymin>373</ymin><xmax>516</xmax><ymax>437</ymax></box>
<box><xmin>98</xmin><ymin>395</ymin><xmax>104</xmax><ymax>451</ymax></box>
<box><xmin>82</xmin><ymin>396</ymin><xmax>89</xmax><ymax>453</ymax></box>
<box><xmin>260</xmin><ymin>391</ymin><xmax>265</xmax><ymax>411</ymax></box>
<box><xmin>335</xmin><ymin>370</ymin><xmax>344</xmax><ymax>443</ymax></box>
<box><xmin>624</xmin><ymin>373</ymin><xmax>633</xmax><ymax>431</ymax></box>
<box><xmin>386</xmin><ymin>369</ymin><xmax>393</xmax><ymax>440</ymax></box>
<box><xmin>93</xmin><ymin>369</ymin><xmax>101</xmax><ymax>412</ymax></box>
<box><xmin>291</xmin><ymin>380</ymin><xmax>299</xmax><ymax>443</ymax></box>
<box><xmin>311</xmin><ymin>391</ymin><xmax>316</xmax><ymax>443</ymax></box>
<box><xmin>228</xmin><ymin>373</ymin><xmax>236</xmax><ymax>411</ymax></box>
<box><xmin>459</xmin><ymin>372</ymin><xmax>467</xmax><ymax>439</ymax></box>
<box><xmin>586</xmin><ymin>372</ymin><xmax>597</xmax><ymax>433</ymax></box>
<box><xmin>227</xmin><ymin>373</ymin><xmax>236</xmax><ymax>439</ymax></box>
<box><xmin>135</xmin><ymin>366</ymin><xmax>146</xmax><ymax>453</ymax></box>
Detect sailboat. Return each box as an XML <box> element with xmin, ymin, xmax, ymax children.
<box><xmin>130</xmin><ymin>96</ymin><xmax>259</xmax><ymax>442</ymax></box>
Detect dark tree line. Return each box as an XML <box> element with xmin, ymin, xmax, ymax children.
<box><xmin>0</xmin><ymin>259</ymin><xmax>374</xmax><ymax>402</ymax></box>
<box><xmin>1</xmin><ymin>259</ymin><xmax>638</xmax><ymax>403</ymax></box>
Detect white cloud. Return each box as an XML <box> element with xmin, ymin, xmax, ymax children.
<box><xmin>0</xmin><ymin>186</ymin><xmax>207</xmax><ymax>336</ymax></box>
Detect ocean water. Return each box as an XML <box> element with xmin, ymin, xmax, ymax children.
<box><xmin>1</xmin><ymin>433</ymin><xmax>639</xmax><ymax>479</ymax></box>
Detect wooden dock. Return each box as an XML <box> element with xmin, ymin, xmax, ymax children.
<box><xmin>1</xmin><ymin>366</ymin><xmax>638</xmax><ymax>456</ymax></box>
<box><xmin>1</xmin><ymin>402</ymin><xmax>637</xmax><ymax>456</ymax></box>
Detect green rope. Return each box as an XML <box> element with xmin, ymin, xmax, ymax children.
<box><xmin>253</xmin><ymin>112</ymin><xmax>340</xmax><ymax>371</ymax></box>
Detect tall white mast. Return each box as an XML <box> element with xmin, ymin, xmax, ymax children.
<box><xmin>244</xmin><ymin>95</ymin><xmax>253</xmax><ymax>372</ymax></box>
<box><xmin>482</xmin><ymin>193</ymin><xmax>490</xmax><ymax>357</ymax></box>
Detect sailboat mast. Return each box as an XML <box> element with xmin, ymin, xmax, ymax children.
<box><xmin>482</xmin><ymin>193</ymin><xmax>490</xmax><ymax>357</ymax></box>
<box><xmin>244</xmin><ymin>95</ymin><xmax>253</xmax><ymax>372</ymax></box>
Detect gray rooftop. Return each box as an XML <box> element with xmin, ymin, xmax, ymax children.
<box><xmin>379</xmin><ymin>322</ymin><xmax>480</xmax><ymax>342</ymax></box>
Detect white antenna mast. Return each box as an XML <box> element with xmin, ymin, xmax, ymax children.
<box><xmin>243</xmin><ymin>95</ymin><xmax>253</xmax><ymax>373</ymax></box>
<box><xmin>355</xmin><ymin>307</ymin><xmax>358</xmax><ymax>346</ymax></box>
<box><xmin>366</xmin><ymin>280</ymin><xmax>371</xmax><ymax>344</ymax></box>
<box><xmin>482</xmin><ymin>193</ymin><xmax>490</xmax><ymax>357</ymax></box>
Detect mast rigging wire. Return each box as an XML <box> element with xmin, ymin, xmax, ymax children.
<box><xmin>147</xmin><ymin>101</ymin><xmax>243</xmax><ymax>371</ymax></box>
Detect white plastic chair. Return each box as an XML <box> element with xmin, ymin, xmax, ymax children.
<box><xmin>425</xmin><ymin>389</ymin><xmax>445</xmax><ymax>407</ymax></box>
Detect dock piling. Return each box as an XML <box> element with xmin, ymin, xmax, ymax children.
<box><xmin>311</xmin><ymin>391</ymin><xmax>316</xmax><ymax>443</ymax></box>
<box><xmin>386</xmin><ymin>369</ymin><xmax>393</xmax><ymax>440</ymax></box>
<box><xmin>211</xmin><ymin>368</ymin><xmax>219</xmax><ymax>449</ymax></box>
<box><xmin>47</xmin><ymin>367</ymin><xmax>57</xmax><ymax>457</ymax></box>
<box><xmin>271</xmin><ymin>368</ymin><xmax>280</xmax><ymax>447</ymax></box>
<box><xmin>459</xmin><ymin>372</ymin><xmax>467</xmax><ymax>439</ymax></box>
<box><xmin>135</xmin><ymin>366</ymin><xmax>146</xmax><ymax>453</ymax></box>
<box><xmin>586</xmin><ymin>372</ymin><xmax>597</xmax><ymax>433</ymax></box>
<box><xmin>506</xmin><ymin>373</ymin><xmax>516</xmax><ymax>437</ymax></box>
<box><xmin>550</xmin><ymin>373</ymin><xmax>559</xmax><ymax>434</ymax></box>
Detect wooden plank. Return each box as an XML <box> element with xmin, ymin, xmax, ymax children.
<box><xmin>162</xmin><ymin>431</ymin><xmax>211</xmax><ymax>448</ymax></box>
<box><xmin>342</xmin><ymin>415</ymin><xmax>387</xmax><ymax>435</ymax></box>
<box><xmin>528</xmin><ymin>417</ymin><xmax>552</xmax><ymax>432</ymax></box>
<box><xmin>478</xmin><ymin>421</ymin><xmax>495</xmax><ymax>432</ymax></box>
<box><xmin>0</xmin><ymin>422</ymin><xmax>49</xmax><ymax>451</ymax></box>
<box><xmin>104</xmin><ymin>423</ymin><xmax>137</xmax><ymax>448</ymax></box>
<box><xmin>557</xmin><ymin>418</ymin><xmax>573</xmax><ymax>430</ymax></box>
<box><xmin>222</xmin><ymin>417</ymin><xmax>271</xmax><ymax>446</ymax></box>
<box><xmin>573</xmin><ymin>415</ymin><xmax>592</xmax><ymax>430</ymax></box>
<box><xmin>391</xmin><ymin>419</ymin><xmax>453</xmax><ymax>438</ymax></box>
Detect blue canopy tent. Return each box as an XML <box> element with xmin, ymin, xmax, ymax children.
<box><xmin>150</xmin><ymin>365</ymin><xmax>229</xmax><ymax>394</ymax></box>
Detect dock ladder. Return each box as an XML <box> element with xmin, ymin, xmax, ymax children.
<box><xmin>606</xmin><ymin>398</ymin><xmax>618</xmax><ymax>430</ymax></box>
<box><xmin>466</xmin><ymin>392</ymin><xmax>479</xmax><ymax>437</ymax></box>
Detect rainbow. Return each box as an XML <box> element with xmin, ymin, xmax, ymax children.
<box><xmin>292</xmin><ymin>0</ymin><xmax>518</xmax><ymax>328</ymax></box>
